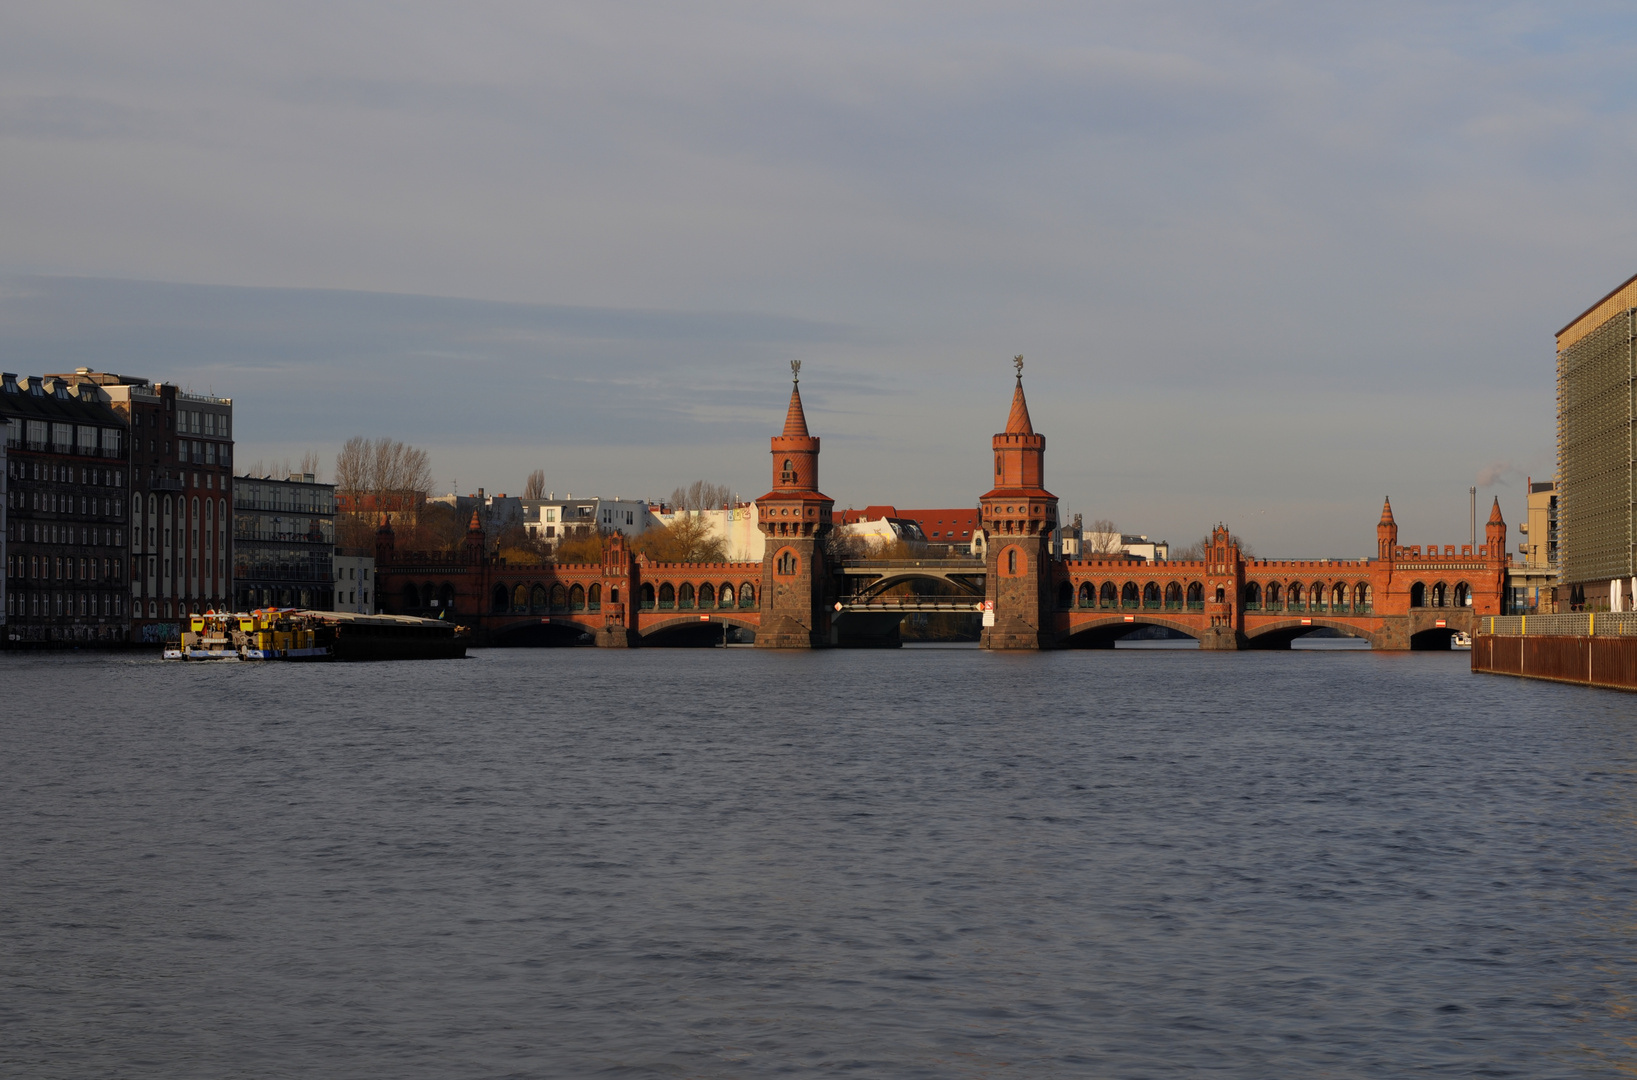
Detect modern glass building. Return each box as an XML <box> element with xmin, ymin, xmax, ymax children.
<box><xmin>233</xmin><ymin>473</ymin><xmax>335</xmax><ymax>610</ymax></box>
<box><xmin>1557</xmin><ymin>272</ymin><xmax>1637</xmax><ymax>608</ymax></box>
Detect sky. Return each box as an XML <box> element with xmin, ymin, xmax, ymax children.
<box><xmin>4</xmin><ymin>2</ymin><xmax>1637</xmax><ymax>555</ymax></box>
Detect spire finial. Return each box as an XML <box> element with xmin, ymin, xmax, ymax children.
<box><xmin>1013</xmin><ymin>354</ymin><xmax>1024</xmax><ymax>383</ymax></box>
<box><xmin>791</xmin><ymin>359</ymin><xmax>801</xmax><ymax>385</ymax></box>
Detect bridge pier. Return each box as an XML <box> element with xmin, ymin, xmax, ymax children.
<box><xmin>1197</xmin><ymin>624</ymin><xmax>1244</xmax><ymax>650</ymax></box>
<box><xmin>595</xmin><ymin>625</ymin><xmax>636</xmax><ymax>647</ymax></box>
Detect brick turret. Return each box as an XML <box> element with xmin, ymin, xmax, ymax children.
<box><xmin>1377</xmin><ymin>497</ymin><xmax>1398</xmax><ymax>562</ymax></box>
<box><xmin>979</xmin><ymin>356</ymin><xmax>1058</xmax><ymax>649</ymax></box>
<box><xmin>755</xmin><ymin>362</ymin><xmax>835</xmax><ymax>648</ymax></box>
<box><xmin>1485</xmin><ymin>497</ymin><xmax>1507</xmax><ymax>565</ymax></box>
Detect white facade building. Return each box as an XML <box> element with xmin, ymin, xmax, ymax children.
<box><xmin>651</xmin><ymin>503</ymin><xmax>766</xmax><ymax>562</ymax></box>
<box><xmin>333</xmin><ymin>551</ymin><xmax>375</xmax><ymax>613</ymax></box>
<box><xmin>1083</xmin><ymin>531</ymin><xmax>1170</xmax><ymax>562</ymax></box>
<box><xmin>523</xmin><ymin>495</ymin><xmax>659</xmax><ymax>544</ymax></box>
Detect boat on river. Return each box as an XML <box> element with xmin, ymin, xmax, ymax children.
<box><xmin>166</xmin><ymin>609</ymin><xmax>467</xmax><ymax>661</ymax></box>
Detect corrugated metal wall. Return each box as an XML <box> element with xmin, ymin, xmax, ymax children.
<box><xmin>1557</xmin><ymin>308</ymin><xmax>1635</xmax><ymax>584</ymax></box>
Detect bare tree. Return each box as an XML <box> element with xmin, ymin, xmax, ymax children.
<box><xmin>1085</xmin><ymin>518</ymin><xmax>1124</xmax><ymax>555</ymax></box>
<box><xmin>298</xmin><ymin>450</ymin><xmax>322</xmax><ymax>479</ymax></box>
<box><xmin>334</xmin><ymin>437</ymin><xmax>436</xmax><ymax>547</ymax></box>
<box><xmin>523</xmin><ymin>469</ymin><xmax>547</xmax><ymax>501</ymax></box>
<box><xmin>668</xmin><ymin>480</ymin><xmax>733</xmax><ymax>511</ymax></box>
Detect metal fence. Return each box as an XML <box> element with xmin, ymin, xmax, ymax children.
<box><xmin>1483</xmin><ymin>612</ymin><xmax>1637</xmax><ymax>636</ymax></box>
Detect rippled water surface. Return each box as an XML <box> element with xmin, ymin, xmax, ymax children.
<box><xmin>3</xmin><ymin>646</ymin><xmax>1637</xmax><ymax>1078</ymax></box>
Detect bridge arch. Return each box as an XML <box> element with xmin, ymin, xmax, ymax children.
<box><xmin>1060</xmin><ymin>615</ymin><xmax>1203</xmax><ymax>648</ymax></box>
<box><xmin>639</xmin><ymin>613</ymin><xmax>758</xmax><ymax>647</ymax></box>
<box><xmin>1244</xmin><ymin>618</ymin><xmax>1376</xmax><ymax>650</ymax></box>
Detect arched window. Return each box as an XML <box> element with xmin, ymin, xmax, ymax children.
<box><xmin>719</xmin><ymin>582</ymin><xmax>736</xmax><ymax>609</ymax></box>
<box><xmin>1354</xmin><ymin>583</ymin><xmax>1371</xmax><ymax>611</ymax></box>
<box><xmin>1186</xmin><ymin>582</ymin><xmax>1203</xmax><ymax>605</ymax></box>
<box><xmin>1057</xmin><ymin>581</ymin><xmax>1073</xmax><ymax>609</ymax></box>
<box><xmin>405</xmin><ymin>583</ymin><xmax>420</xmax><ymax>609</ymax></box>
<box><xmin>1078</xmin><ymin>582</ymin><xmax>1094</xmax><ymax>608</ymax></box>
<box><xmin>1454</xmin><ymin>582</ymin><xmax>1470</xmax><ymax>607</ymax></box>
<box><xmin>658</xmin><ymin>583</ymin><xmax>675</xmax><ymax>609</ymax></box>
<box><xmin>1143</xmin><ymin>582</ymin><xmax>1160</xmax><ymax>607</ymax></box>
<box><xmin>1310</xmin><ymin>583</ymin><xmax>1326</xmax><ymax>611</ymax></box>
<box><xmin>422</xmin><ymin>583</ymin><xmax>436</xmax><ymax>609</ymax></box>
<box><xmin>995</xmin><ymin>454</ymin><xmax>1003</xmax><ymax>477</ymax></box>
<box><xmin>777</xmin><ymin>550</ymin><xmax>798</xmax><ymax>575</ymax></box>
<box><xmin>1333</xmin><ymin>583</ymin><xmax>1347</xmax><ymax>611</ymax></box>
<box><xmin>588</xmin><ymin>583</ymin><xmax>601</xmax><ymax>610</ymax></box>
<box><xmin>1100</xmin><ymin>581</ymin><xmax>1116</xmax><ymax>608</ymax></box>
<box><xmin>640</xmin><ymin>583</ymin><xmax>656</xmax><ymax>609</ymax></box>
<box><xmin>1007</xmin><ymin>548</ymin><xmax>1017</xmax><ymax>574</ymax></box>
<box><xmin>551</xmin><ymin>583</ymin><xmax>569</xmax><ymax>611</ymax></box>
<box><xmin>1243</xmin><ymin>581</ymin><xmax>1261</xmax><ymax>607</ymax></box>
<box><xmin>513</xmin><ymin>584</ymin><xmax>528</xmax><ymax>611</ymax></box>
<box><xmin>699</xmin><ymin>582</ymin><xmax>716</xmax><ymax>607</ymax></box>
<box><xmin>678</xmin><ymin>582</ymin><xmax>695</xmax><ymax>609</ymax></box>
<box><xmin>1122</xmin><ymin>582</ymin><xmax>1139</xmax><ymax>608</ymax></box>
<box><xmin>1165</xmin><ymin>582</ymin><xmax>1182</xmax><ymax>608</ymax></box>
<box><xmin>1266</xmin><ymin>581</ymin><xmax>1281</xmax><ymax>607</ymax></box>
<box><xmin>571</xmin><ymin>584</ymin><xmax>586</xmax><ymax>611</ymax></box>
<box><xmin>1215</xmin><ymin>586</ymin><xmax>1226</xmax><ymax>603</ymax></box>
<box><xmin>1409</xmin><ymin>582</ymin><xmax>1426</xmax><ymax>607</ymax></box>
<box><xmin>1432</xmin><ymin>582</ymin><xmax>1447</xmax><ymax>608</ymax></box>
<box><xmin>531</xmin><ymin>584</ymin><xmax>548</xmax><ymax>610</ymax></box>
<box><xmin>439</xmin><ymin>584</ymin><xmax>454</xmax><ymax>611</ymax></box>
<box><xmin>739</xmin><ymin>583</ymin><xmax>756</xmax><ymax>608</ymax></box>
<box><xmin>491</xmin><ymin>584</ymin><xmax>508</xmax><ymax>613</ymax></box>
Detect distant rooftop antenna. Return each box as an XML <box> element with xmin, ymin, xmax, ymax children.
<box><xmin>791</xmin><ymin>359</ymin><xmax>801</xmax><ymax>384</ymax></box>
<box><xmin>1014</xmin><ymin>354</ymin><xmax>1024</xmax><ymax>383</ymax></box>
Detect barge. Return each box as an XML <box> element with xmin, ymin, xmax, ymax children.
<box><xmin>169</xmin><ymin>609</ymin><xmax>467</xmax><ymax>661</ymax></box>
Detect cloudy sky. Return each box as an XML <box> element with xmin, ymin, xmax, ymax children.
<box><xmin>4</xmin><ymin>2</ymin><xmax>1635</xmax><ymax>554</ymax></box>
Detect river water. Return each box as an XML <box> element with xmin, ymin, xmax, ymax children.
<box><xmin>2</xmin><ymin>646</ymin><xmax>1635</xmax><ymax>1078</ymax></box>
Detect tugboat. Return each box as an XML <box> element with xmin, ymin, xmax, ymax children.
<box><xmin>176</xmin><ymin>613</ymin><xmax>241</xmax><ymax>660</ymax></box>
<box><xmin>236</xmin><ymin>608</ymin><xmax>332</xmax><ymax>661</ymax></box>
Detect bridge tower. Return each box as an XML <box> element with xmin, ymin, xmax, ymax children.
<box><xmin>754</xmin><ymin>363</ymin><xmax>835</xmax><ymax>648</ymax></box>
<box><xmin>979</xmin><ymin>357</ymin><xmax>1058</xmax><ymax>649</ymax></box>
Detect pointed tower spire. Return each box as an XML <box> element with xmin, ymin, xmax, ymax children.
<box><xmin>1487</xmin><ymin>496</ymin><xmax>1504</xmax><ymax>524</ymax></box>
<box><xmin>1005</xmin><ymin>355</ymin><xmax>1034</xmax><ymax>434</ymax></box>
<box><xmin>1379</xmin><ymin>496</ymin><xmax>1395</xmax><ymax>524</ymax></box>
<box><xmin>1485</xmin><ymin>496</ymin><xmax>1507</xmax><ymax>565</ymax></box>
<box><xmin>782</xmin><ymin>386</ymin><xmax>810</xmax><ymax>438</ymax></box>
<box><xmin>1377</xmin><ymin>496</ymin><xmax>1399</xmax><ymax>562</ymax></box>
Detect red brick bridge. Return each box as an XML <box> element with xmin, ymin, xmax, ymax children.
<box><xmin>373</xmin><ymin>365</ymin><xmax>1508</xmax><ymax>649</ymax></box>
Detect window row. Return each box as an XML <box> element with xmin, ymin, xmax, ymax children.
<box><xmin>641</xmin><ymin>582</ymin><xmax>757</xmax><ymax>611</ymax></box>
<box><xmin>6</xmin><ymin>591</ymin><xmax>125</xmax><ymax>617</ymax></box>
<box><xmin>8</xmin><ymin>524</ymin><xmax>124</xmax><ymax>547</ymax></box>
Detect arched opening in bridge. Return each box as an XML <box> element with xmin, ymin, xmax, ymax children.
<box><xmin>658</xmin><ymin>583</ymin><xmax>675</xmax><ymax>610</ymax></box>
<box><xmin>719</xmin><ymin>582</ymin><xmax>735</xmax><ymax>609</ymax></box>
<box><xmin>740</xmin><ymin>584</ymin><xmax>757</xmax><ymax>608</ymax></box>
<box><xmin>491</xmin><ymin>584</ymin><xmax>508</xmax><ymax>613</ymax></box>
<box><xmin>570</xmin><ymin>584</ymin><xmax>586</xmax><ymax>611</ymax></box>
<box><xmin>548</xmin><ymin>584</ymin><xmax>566</xmax><ymax>613</ymax></box>
<box><xmin>1266</xmin><ymin>581</ymin><xmax>1281</xmax><ymax>608</ymax></box>
<box><xmin>513</xmin><ymin>584</ymin><xmax>528</xmax><ymax>613</ymax></box>
<box><xmin>1165</xmin><ymin>582</ymin><xmax>1183</xmax><ymax>609</ymax></box>
<box><xmin>1354</xmin><ymin>583</ymin><xmax>1371</xmax><ymax>612</ymax></box>
<box><xmin>1122</xmin><ymin>582</ymin><xmax>1139</xmax><ymax>608</ymax></box>
<box><xmin>438</xmin><ymin>584</ymin><xmax>454</xmax><ymax>613</ymax></box>
<box><xmin>640</xmin><ymin>583</ymin><xmax>655</xmax><ymax>610</ymax></box>
<box><xmin>700</xmin><ymin>582</ymin><xmax>716</xmax><ymax>607</ymax></box>
<box><xmin>1078</xmin><ymin>582</ymin><xmax>1094</xmax><ymax>608</ymax></box>
<box><xmin>1289</xmin><ymin>582</ymin><xmax>1303</xmax><ymax>610</ymax></box>
<box><xmin>1410</xmin><ymin>626</ymin><xmax>1457</xmax><ymax>650</ymax></box>
<box><xmin>1454</xmin><ymin>582</ymin><xmax>1470</xmax><ymax>607</ymax></box>
<box><xmin>588</xmin><ymin>583</ymin><xmax>601</xmax><ymax>610</ymax></box>
<box><xmin>1245</xmin><ymin>623</ymin><xmax>1374</xmax><ymax>650</ymax></box>
<box><xmin>642</xmin><ymin>618</ymin><xmax>748</xmax><ymax>648</ymax></box>
<box><xmin>1243</xmin><ymin>581</ymin><xmax>1261</xmax><ymax>609</ymax></box>
<box><xmin>1431</xmin><ymin>582</ymin><xmax>1447</xmax><ymax>608</ymax></box>
<box><xmin>1057</xmin><ymin>581</ymin><xmax>1072</xmax><ymax>610</ymax></box>
<box><xmin>1410</xmin><ymin>582</ymin><xmax>1426</xmax><ymax>607</ymax></box>
<box><xmin>488</xmin><ymin>620</ymin><xmax>591</xmax><ymax>648</ymax></box>
<box><xmin>1062</xmin><ymin>619</ymin><xmax>1201</xmax><ymax>649</ymax></box>
<box><xmin>678</xmin><ymin>582</ymin><xmax>695</xmax><ymax>609</ymax></box>
<box><xmin>418</xmin><ymin>584</ymin><xmax>433</xmax><ymax>609</ymax></box>
<box><xmin>1101</xmin><ymin>581</ymin><xmax>1117</xmax><ymax>608</ymax></box>
<box><xmin>1187</xmin><ymin>582</ymin><xmax>1203</xmax><ymax>606</ymax></box>
<box><xmin>1309</xmin><ymin>582</ymin><xmax>1325</xmax><ymax>611</ymax></box>
<box><xmin>1332</xmin><ymin>583</ymin><xmax>1346</xmax><ymax>611</ymax></box>
<box><xmin>530</xmin><ymin>584</ymin><xmax>547</xmax><ymax>612</ymax></box>
<box><xmin>1142</xmin><ymin>582</ymin><xmax>1160</xmax><ymax>609</ymax></box>
<box><xmin>404</xmin><ymin>583</ymin><xmax>420</xmax><ymax>610</ymax></box>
